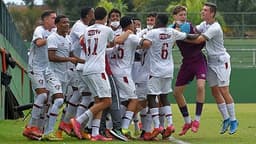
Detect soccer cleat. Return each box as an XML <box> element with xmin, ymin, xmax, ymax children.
<box><xmin>162</xmin><ymin>125</ymin><xmax>175</xmax><ymax>139</ymax></box>
<box><xmin>110</xmin><ymin>129</ymin><xmax>128</xmax><ymax>141</ymax></box>
<box><xmin>90</xmin><ymin>134</ymin><xmax>113</xmax><ymax>141</ymax></box>
<box><xmin>81</xmin><ymin>131</ymin><xmax>91</xmax><ymax>139</ymax></box>
<box><xmin>59</xmin><ymin>121</ymin><xmax>72</xmax><ymax>135</ymax></box>
<box><xmin>23</xmin><ymin>126</ymin><xmax>43</xmax><ymax>138</ymax></box>
<box><xmin>229</xmin><ymin>120</ymin><xmax>238</xmax><ymax>135</ymax></box>
<box><xmin>70</xmin><ymin>118</ymin><xmax>82</xmax><ymax>139</ymax></box>
<box><xmin>23</xmin><ymin>127</ymin><xmax>42</xmax><ymax>141</ymax></box>
<box><xmin>150</xmin><ymin>126</ymin><xmax>164</xmax><ymax>139</ymax></box>
<box><xmin>121</xmin><ymin>128</ymin><xmax>136</xmax><ymax>139</ymax></box>
<box><xmin>103</xmin><ymin>129</ymin><xmax>113</xmax><ymax>138</ymax></box>
<box><xmin>142</xmin><ymin>132</ymin><xmax>152</xmax><ymax>141</ymax></box>
<box><xmin>55</xmin><ymin>130</ymin><xmax>63</xmax><ymax>139</ymax></box>
<box><xmin>42</xmin><ymin>132</ymin><xmax>63</xmax><ymax>141</ymax></box>
<box><xmin>191</xmin><ymin>120</ymin><xmax>200</xmax><ymax>133</ymax></box>
<box><xmin>179</xmin><ymin>123</ymin><xmax>192</xmax><ymax>136</ymax></box>
<box><xmin>220</xmin><ymin>118</ymin><xmax>230</xmax><ymax>134</ymax></box>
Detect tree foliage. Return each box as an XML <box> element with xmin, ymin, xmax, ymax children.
<box><xmin>9</xmin><ymin>7</ymin><xmax>43</xmax><ymax>41</ymax></box>
<box><xmin>97</xmin><ymin>0</ymin><xmax>128</xmax><ymax>15</ymax></box>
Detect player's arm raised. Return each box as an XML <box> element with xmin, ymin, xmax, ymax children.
<box><xmin>114</xmin><ymin>29</ymin><xmax>134</xmax><ymax>44</ymax></box>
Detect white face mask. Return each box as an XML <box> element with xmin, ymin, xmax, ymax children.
<box><xmin>136</xmin><ymin>28</ymin><xmax>141</xmax><ymax>33</ymax></box>
<box><xmin>147</xmin><ymin>25</ymin><xmax>154</xmax><ymax>30</ymax></box>
<box><xmin>110</xmin><ymin>21</ymin><xmax>120</xmax><ymax>28</ymax></box>
<box><xmin>175</xmin><ymin>20</ymin><xmax>183</xmax><ymax>25</ymax></box>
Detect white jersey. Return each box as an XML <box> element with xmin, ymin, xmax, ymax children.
<box><xmin>145</xmin><ymin>27</ymin><xmax>186</xmax><ymax>78</ymax></box>
<box><xmin>111</xmin><ymin>33</ymin><xmax>141</xmax><ymax>76</ymax></box>
<box><xmin>107</xmin><ymin>27</ymin><xmax>122</xmax><ymax>67</ymax></box>
<box><xmin>137</xmin><ymin>28</ymin><xmax>151</xmax><ymax>38</ymax></box>
<box><xmin>28</xmin><ymin>26</ymin><xmax>56</xmax><ymax>72</ymax></box>
<box><xmin>196</xmin><ymin>21</ymin><xmax>227</xmax><ymax>56</ymax></box>
<box><xmin>69</xmin><ymin>20</ymin><xmax>89</xmax><ymax>71</ymax></box>
<box><xmin>70</xmin><ymin>20</ymin><xmax>88</xmax><ymax>57</ymax></box>
<box><xmin>82</xmin><ymin>23</ymin><xmax>114</xmax><ymax>75</ymax></box>
<box><xmin>132</xmin><ymin>28</ymin><xmax>151</xmax><ymax>83</ymax></box>
<box><xmin>47</xmin><ymin>32</ymin><xmax>72</xmax><ymax>80</ymax></box>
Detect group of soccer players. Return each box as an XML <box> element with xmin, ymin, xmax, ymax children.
<box><xmin>22</xmin><ymin>1</ymin><xmax>238</xmax><ymax>142</ymax></box>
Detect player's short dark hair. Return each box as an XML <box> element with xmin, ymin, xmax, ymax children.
<box><xmin>204</xmin><ymin>2</ymin><xmax>217</xmax><ymax>17</ymax></box>
<box><xmin>108</xmin><ymin>8</ymin><xmax>121</xmax><ymax>18</ymax></box>
<box><xmin>94</xmin><ymin>7</ymin><xmax>107</xmax><ymax>20</ymax></box>
<box><xmin>133</xmin><ymin>18</ymin><xmax>141</xmax><ymax>21</ymax></box>
<box><xmin>81</xmin><ymin>7</ymin><xmax>93</xmax><ymax>19</ymax></box>
<box><xmin>120</xmin><ymin>16</ymin><xmax>133</xmax><ymax>29</ymax></box>
<box><xmin>55</xmin><ymin>15</ymin><xmax>67</xmax><ymax>24</ymax></box>
<box><xmin>156</xmin><ymin>14</ymin><xmax>168</xmax><ymax>26</ymax></box>
<box><xmin>41</xmin><ymin>10</ymin><xmax>56</xmax><ymax>21</ymax></box>
<box><xmin>172</xmin><ymin>5</ymin><xmax>187</xmax><ymax>15</ymax></box>
<box><xmin>147</xmin><ymin>12</ymin><xmax>157</xmax><ymax>18</ymax></box>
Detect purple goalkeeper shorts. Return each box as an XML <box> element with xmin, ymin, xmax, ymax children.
<box><xmin>175</xmin><ymin>57</ymin><xmax>207</xmax><ymax>86</ymax></box>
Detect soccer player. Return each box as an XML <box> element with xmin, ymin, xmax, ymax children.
<box><xmin>134</xmin><ymin>13</ymin><xmax>157</xmax><ymax>140</ymax></box>
<box><xmin>57</xmin><ymin>7</ymin><xmax>94</xmax><ymax>140</ymax></box>
<box><xmin>23</xmin><ymin>10</ymin><xmax>64</xmax><ymax>141</ymax></box>
<box><xmin>47</xmin><ymin>15</ymin><xmax>86</xmax><ymax>141</ymax></box>
<box><xmin>133</xmin><ymin>18</ymin><xmax>142</xmax><ymax>34</ymax></box>
<box><xmin>70</xmin><ymin>7</ymin><xmax>132</xmax><ymax>141</ymax></box>
<box><xmin>143</xmin><ymin>14</ymin><xmax>200</xmax><ymax>139</ymax></box>
<box><xmin>137</xmin><ymin>13</ymin><xmax>157</xmax><ymax>38</ymax></box>
<box><xmin>170</xmin><ymin>5</ymin><xmax>207</xmax><ymax>136</ymax></box>
<box><xmin>186</xmin><ymin>2</ymin><xmax>238</xmax><ymax>135</ymax></box>
<box><xmin>100</xmin><ymin>8</ymin><xmax>128</xmax><ymax>141</ymax></box>
<box><xmin>109</xmin><ymin>16</ymin><xmax>150</xmax><ymax>139</ymax></box>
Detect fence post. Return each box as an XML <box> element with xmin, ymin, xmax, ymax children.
<box><xmin>253</xmin><ymin>49</ymin><xmax>256</xmax><ymax>66</ymax></box>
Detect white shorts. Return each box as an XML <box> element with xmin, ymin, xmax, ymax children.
<box><xmin>55</xmin><ymin>69</ymin><xmax>73</xmax><ymax>96</ymax></box>
<box><xmin>67</xmin><ymin>69</ymin><xmax>80</xmax><ymax>88</ymax></box>
<box><xmin>135</xmin><ymin>82</ymin><xmax>148</xmax><ymax>100</ymax></box>
<box><xmin>77</xmin><ymin>70</ymin><xmax>90</xmax><ymax>94</ymax></box>
<box><xmin>29</xmin><ymin>68</ymin><xmax>62</xmax><ymax>95</ymax></box>
<box><xmin>147</xmin><ymin>76</ymin><xmax>173</xmax><ymax>95</ymax></box>
<box><xmin>207</xmin><ymin>62</ymin><xmax>231</xmax><ymax>87</ymax></box>
<box><xmin>82</xmin><ymin>72</ymin><xmax>111</xmax><ymax>98</ymax></box>
<box><xmin>113</xmin><ymin>75</ymin><xmax>137</xmax><ymax>101</ymax></box>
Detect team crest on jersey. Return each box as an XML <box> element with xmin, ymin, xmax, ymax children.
<box><xmin>55</xmin><ymin>85</ymin><xmax>61</xmax><ymax>90</ymax></box>
<box><xmin>38</xmin><ymin>79</ymin><xmax>44</xmax><ymax>84</ymax></box>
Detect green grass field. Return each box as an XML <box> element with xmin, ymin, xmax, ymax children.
<box><xmin>0</xmin><ymin>103</ymin><xmax>255</xmax><ymax>144</ymax></box>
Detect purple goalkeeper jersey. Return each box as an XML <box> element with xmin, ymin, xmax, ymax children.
<box><xmin>174</xmin><ymin>22</ymin><xmax>205</xmax><ymax>63</ymax></box>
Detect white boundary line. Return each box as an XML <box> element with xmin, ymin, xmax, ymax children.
<box><xmin>168</xmin><ymin>136</ymin><xmax>191</xmax><ymax>144</ymax></box>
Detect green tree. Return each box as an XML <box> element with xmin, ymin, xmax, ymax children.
<box><xmin>9</xmin><ymin>7</ymin><xmax>43</xmax><ymax>41</ymax></box>
<box><xmin>97</xmin><ymin>0</ymin><xmax>128</xmax><ymax>15</ymax></box>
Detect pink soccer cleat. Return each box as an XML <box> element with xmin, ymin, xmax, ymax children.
<box><xmin>179</xmin><ymin>123</ymin><xmax>192</xmax><ymax>136</ymax></box>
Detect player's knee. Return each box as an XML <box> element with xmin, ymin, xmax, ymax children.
<box><xmin>53</xmin><ymin>98</ymin><xmax>64</xmax><ymax>108</ymax></box>
<box><xmin>34</xmin><ymin>93</ymin><xmax>48</xmax><ymax>106</ymax></box>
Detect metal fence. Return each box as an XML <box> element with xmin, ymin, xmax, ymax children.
<box><xmin>126</xmin><ymin>12</ymin><xmax>256</xmax><ymax>39</ymax></box>
<box><xmin>173</xmin><ymin>48</ymin><xmax>256</xmax><ymax>69</ymax></box>
<box><xmin>0</xmin><ymin>1</ymin><xmax>28</xmax><ymax>62</ymax></box>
